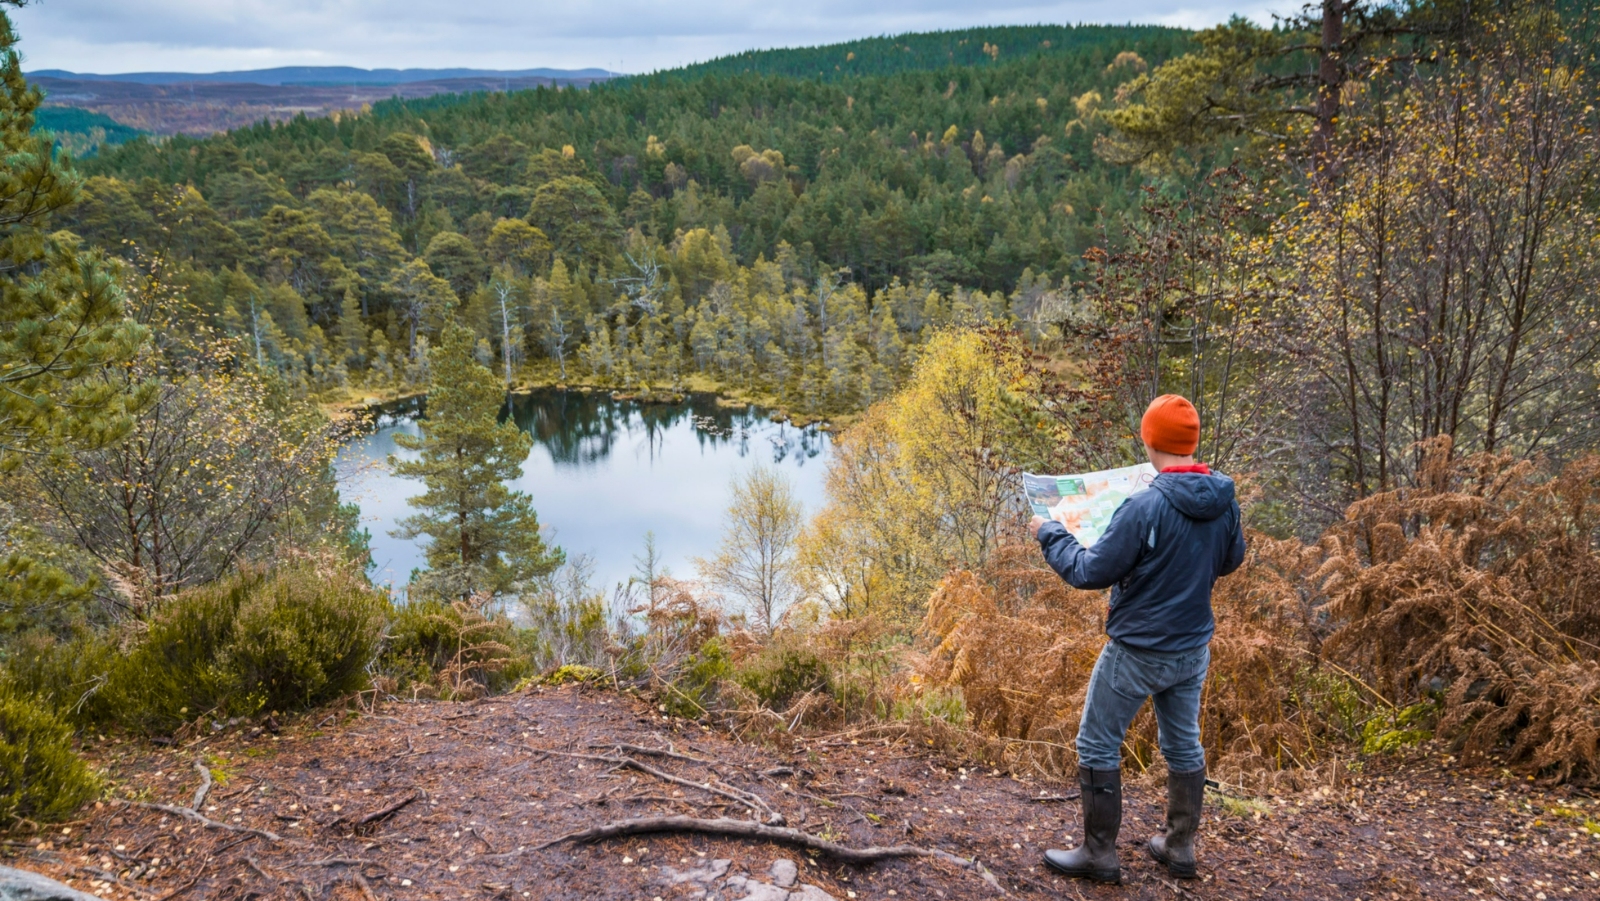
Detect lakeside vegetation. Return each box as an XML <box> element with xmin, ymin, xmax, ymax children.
<box><xmin>2</xmin><ymin>0</ymin><xmax>1598</xmax><ymax>831</ymax></box>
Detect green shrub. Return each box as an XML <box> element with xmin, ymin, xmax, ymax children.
<box><xmin>1361</xmin><ymin>700</ymin><xmax>1438</xmax><ymax>755</ymax></box>
<box><xmin>663</xmin><ymin>637</ymin><xmax>733</xmax><ymax>717</ymax></box>
<box><xmin>519</xmin><ymin>586</ymin><xmax>611</xmax><ymax>672</ymax></box>
<box><xmin>221</xmin><ymin>562</ymin><xmax>387</xmax><ymax>712</ymax></box>
<box><xmin>891</xmin><ymin>687</ymin><xmax>968</xmax><ymax>726</ymax></box>
<box><xmin>0</xmin><ymin>682</ymin><xmax>100</xmax><ymax>824</ymax></box>
<box><xmin>734</xmin><ymin>644</ymin><xmax>832</xmax><ymax>710</ymax></box>
<box><xmin>1</xmin><ymin>629</ymin><xmax>117</xmax><ymax>725</ymax></box>
<box><xmin>87</xmin><ymin>561</ymin><xmax>387</xmax><ymax>733</ymax></box>
<box><xmin>537</xmin><ymin>663</ymin><xmax>605</xmax><ymax>686</ymax></box>
<box><xmin>382</xmin><ymin>596</ymin><xmax>523</xmax><ymax>698</ymax></box>
<box><xmin>101</xmin><ymin>572</ymin><xmax>254</xmax><ymax>732</ymax></box>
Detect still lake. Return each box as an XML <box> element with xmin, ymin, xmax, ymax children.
<box><xmin>334</xmin><ymin>389</ymin><xmax>833</xmax><ymax>594</ymax></box>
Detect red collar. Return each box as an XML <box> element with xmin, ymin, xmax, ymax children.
<box><xmin>1161</xmin><ymin>464</ymin><xmax>1211</xmax><ymax>474</ymax></box>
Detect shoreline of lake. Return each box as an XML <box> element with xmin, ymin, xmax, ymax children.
<box><xmin>320</xmin><ymin>372</ymin><xmax>842</xmax><ymax>431</ymax></box>
<box><xmin>334</xmin><ymin>386</ymin><xmax>834</xmax><ymax>594</ymax></box>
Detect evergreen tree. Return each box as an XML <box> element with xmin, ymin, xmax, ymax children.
<box><xmin>0</xmin><ymin>4</ymin><xmax>147</xmax><ymax>469</ymax></box>
<box><xmin>391</xmin><ymin>322</ymin><xmax>562</xmax><ymax>599</ymax></box>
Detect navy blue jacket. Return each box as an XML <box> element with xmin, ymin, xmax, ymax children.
<box><xmin>1037</xmin><ymin>470</ymin><xmax>1246</xmax><ymax>652</ymax></box>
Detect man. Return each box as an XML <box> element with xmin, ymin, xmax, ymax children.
<box><xmin>1028</xmin><ymin>394</ymin><xmax>1246</xmax><ymax>884</ymax></box>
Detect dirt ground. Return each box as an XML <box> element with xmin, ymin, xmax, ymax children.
<box><xmin>5</xmin><ymin>685</ymin><xmax>1598</xmax><ymax>900</ymax></box>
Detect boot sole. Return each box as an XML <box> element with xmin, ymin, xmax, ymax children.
<box><xmin>1043</xmin><ymin>856</ymin><xmax>1122</xmax><ymax>884</ymax></box>
<box><xmin>1147</xmin><ymin>841</ymin><xmax>1197</xmax><ymax>879</ymax></box>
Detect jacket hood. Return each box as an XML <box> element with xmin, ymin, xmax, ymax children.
<box><xmin>1151</xmin><ymin>471</ymin><xmax>1236</xmax><ymax>521</ymax></box>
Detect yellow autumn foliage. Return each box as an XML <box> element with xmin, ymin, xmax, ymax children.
<box><xmin>798</xmin><ymin>329</ymin><xmax>1028</xmax><ymax>625</ymax></box>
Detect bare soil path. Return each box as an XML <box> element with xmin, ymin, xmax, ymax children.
<box><xmin>5</xmin><ymin>685</ymin><xmax>1598</xmax><ymax>900</ymax></box>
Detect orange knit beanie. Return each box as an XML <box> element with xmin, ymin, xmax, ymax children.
<box><xmin>1140</xmin><ymin>395</ymin><xmax>1200</xmax><ymax>455</ymax></box>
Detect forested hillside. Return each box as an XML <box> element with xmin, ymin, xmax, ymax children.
<box><xmin>659</xmin><ymin>23</ymin><xmax>1190</xmax><ymax>80</ymax></box>
<box><xmin>68</xmin><ymin>25</ymin><xmax>1187</xmax><ymax>414</ymax></box>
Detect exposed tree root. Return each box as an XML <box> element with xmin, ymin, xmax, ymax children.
<box><xmin>524</xmin><ymin>814</ymin><xmax>1007</xmax><ymax>894</ymax></box>
<box><xmin>116</xmin><ymin>799</ymin><xmax>284</xmax><ymax>844</ymax></box>
<box><xmin>539</xmin><ymin>748</ymin><xmax>781</xmax><ymax>823</ymax></box>
<box><xmin>191</xmin><ymin>760</ymin><xmax>214</xmax><ymax>810</ymax></box>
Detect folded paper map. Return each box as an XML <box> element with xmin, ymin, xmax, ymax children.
<box><xmin>1023</xmin><ymin>462</ymin><xmax>1158</xmax><ymax>548</ymax></box>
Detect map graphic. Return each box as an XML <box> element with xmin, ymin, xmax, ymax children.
<box><xmin>1023</xmin><ymin>462</ymin><xmax>1157</xmax><ymax>548</ymax></box>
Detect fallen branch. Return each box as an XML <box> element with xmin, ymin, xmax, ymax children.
<box><xmin>588</xmin><ymin>742</ymin><xmax>715</xmax><ymax>765</ymax></box>
<box><xmin>539</xmin><ymin>748</ymin><xmax>781</xmax><ymax>824</ymax></box>
<box><xmin>191</xmin><ymin>760</ymin><xmax>214</xmax><ymax>810</ymax></box>
<box><xmin>1027</xmin><ymin>793</ymin><xmax>1080</xmax><ymax>803</ymax></box>
<box><xmin>525</xmin><ymin>815</ymin><xmax>1005</xmax><ymax>894</ymax></box>
<box><xmin>116</xmin><ymin>799</ymin><xmax>283</xmax><ymax>844</ymax></box>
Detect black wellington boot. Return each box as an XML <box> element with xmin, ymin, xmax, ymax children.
<box><xmin>1148</xmin><ymin>767</ymin><xmax>1206</xmax><ymax>879</ymax></box>
<box><xmin>1043</xmin><ymin>765</ymin><xmax>1122</xmax><ymax>884</ymax></box>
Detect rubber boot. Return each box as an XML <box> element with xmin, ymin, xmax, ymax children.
<box><xmin>1148</xmin><ymin>767</ymin><xmax>1206</xmax><ymax>878</ymax></box>
<box><xmin>1043</xmin><ymin>765</ymin><xmax>1122</xmax><ymax>884</ymax></box>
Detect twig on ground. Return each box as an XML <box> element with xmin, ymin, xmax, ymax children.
<box><xmin>73</xmin><ymin>866</ymin><xmax>155</xmax><ymax>898</ymax></box>
<box><xmin>116</xmin><ymin>799</ymin><xmax>283</xmax><ymax>843</ymax></box>
<box><xmin>339</xmin><ymin>791</ymin><xmax>418</xmax><ymax>830</ymax></box>
<box><xmin>191</xmin><ymin>760</ymin><xmax>214</xmax><ymax>810</ymax></box>
<box><xmin>467</xmin><ymin>826</ymin><xmax>499</xmax><ymax>853</ymax></box>
<box><xmin>515</xmin><ymin>814</ymin><xmax>1006</xmax><ymax>894</ymax></box>
<box><xmin>1027</xmin><ymin>793</ymin><xmax>1080</xmax><ymax>802</ymax></box>
<box><xmin>538</xmin><ymin>747</ymin><xmax>781</xmax><ymax>824</ymax></box>
<box><xmin>588</xmin><ymin>742</ymin><xmax>715</xmax><ymax>765</ymax></box>
<box><xmin>245</xmin><ymin>857</ymin><xmax>276</xmax><ymax>882</ymax></box>
<box><xmin>154</xmin><ymin>874</ymin><xmax>201</xmax><ymax>901</ymax></box>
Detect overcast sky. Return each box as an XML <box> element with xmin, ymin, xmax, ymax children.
<box><xmin>15</xmin><ymin>1</ymin><xmax>1290</xmax><ymax>76</ymax></box>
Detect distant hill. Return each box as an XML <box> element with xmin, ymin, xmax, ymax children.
<box><xmin>32</xmin><ymin>106</ymin><xmax>146</xmax><ymax>156</ymax></box>
<box><xmin>651</xmin><ymin>23</ymin><xmax>1189</xmax><ymax>81</ymax></box>
<box><xmin>34</xmin><ymin>71</ymin><xmax>616</xmax><ymax>138</ymax></box>
<box><xmin>28</xmin><ymin>66</ymin><xmax>620</xmax><ymax>86</ymax></box>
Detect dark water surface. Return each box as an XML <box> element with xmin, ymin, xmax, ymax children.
<box><xmin>334</xmin><ymin>389</ymin><xmax>832</xmax><ymax>594</ymax></box>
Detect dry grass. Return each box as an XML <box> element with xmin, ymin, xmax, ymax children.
<box><xmin>913</xmin><ymin>442</ymin><xmax>1600</xmax><ymax>786</ymax></box>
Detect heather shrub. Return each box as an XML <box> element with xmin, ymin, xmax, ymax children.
<box><xmin>221</xmin><ymin>560</ymin><xmax>387</xmax><ymax>711</ymax></box>
<box><xmin>0</xmin><ymin>681</ymin><xmax>100</xmax><ymax>825</ymax></box>
<box><xmin>87</xmin><ymin>559</ymin><xmax>387</xmax><ymax>733</ymax></box>
<box><xmin>662</xmin><ymin>637</ymin><xmax>733</xmax><ymax>718</ymax></box>
<box><xmin>1</xmin><ymin>629</ymin><xmax>118</xmax><ymax>725</ymax></box>
<box><xmin>734</xmin><ymin>642</ymin><xmax>831</xmax><ymax>710</ymax></box>
<box><xmin>100</xmin><ymin>573</ymin><xmax>251</xmax><ymax>732</ymax></box>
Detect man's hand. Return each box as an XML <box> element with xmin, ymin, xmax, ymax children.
<box><xmin>1029</xmin><ymin>515</ymin><xmax>1049</xmax><ymax>539</ymax></box>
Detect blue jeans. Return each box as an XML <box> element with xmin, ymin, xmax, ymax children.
<box><xmin>1075</xmin><ymin>640</ymin><xmax>1209</xmax><ymax>773</ymax></box>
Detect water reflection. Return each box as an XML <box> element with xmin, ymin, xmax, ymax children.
<box><xmin>507</xmin><ymin>389</ymin><xmax>829</xmax><ymax>469</ymax></box>
<box><xmin>336</xmin><ymin>388</ymin><xmax>832</xmax><ymax>594</ymax></box>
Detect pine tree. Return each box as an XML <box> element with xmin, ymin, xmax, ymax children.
<box><xmin>391</xmin><ymin>322</ymin><xmax>562</xmax><ymax>600</ymax></box>
<box><xmin>0</xmin><ymin>5</ymin><xmax>148</xmax><ymax>469</ymax></box>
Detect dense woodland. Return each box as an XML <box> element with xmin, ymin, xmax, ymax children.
<box><xmin>2</xmin><ymin>0</ymin><xmax>1600</xmax><ymax>835</ymax></box>
<box><xmin>63</xmin><ymin>24</ymin><xmax>1196</xmax><ymax>414</ymax></box>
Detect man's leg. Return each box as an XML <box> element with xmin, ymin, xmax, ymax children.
<box><xmin>1045</xmin><ymin>642</ymin><xmax>1147</xmax><ymax>884</ymax></box>
<box><xmin>1148</xmin><ymin>645</ymin><xmax>1210</xmax><ymax>879</ymax></box>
